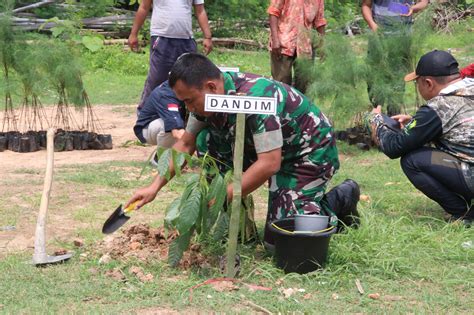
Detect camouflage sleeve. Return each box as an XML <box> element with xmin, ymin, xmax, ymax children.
<box><xmin>245</xmin><ymin>77</ymin><xmax>286</xmax><ymax>153</ymax></box>
<box><xmin>185</xmin><ymin>114</ymin><xmax>208</xmax><ymax>136</ymax></box>
<box><xmin>248</xmin><ymin>115</ymin><xmax>283</xmax><ymax>153</ymax></box>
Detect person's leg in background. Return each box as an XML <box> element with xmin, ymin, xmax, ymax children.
<box><xmin>271</xmin><ymin>53</ymin><xmax>295</xmax><ymax>85</ymax></box>
<box><xmin>294</xmin><ymin>56</ymin><xmax>312</xmax><ymax>94</ymax></box>
<box><xmin>137</xmin><ymin>37</ymin><xmax>198</xmax><ymax>110</ymax></box>
<box><xmin>142</xmin><ymin>118</ymin><xmax>176</xmax><ymax>148</ymax></box>
<box><xmin>400</xmin><ymin>147</ymin><xmax>474</xmax><ymax>223</ymax></box>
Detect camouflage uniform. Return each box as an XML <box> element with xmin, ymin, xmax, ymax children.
<box><xmin>185</xmin><ymin>72</ymin><xmax>339</xmax><ymax>224</ymax></box>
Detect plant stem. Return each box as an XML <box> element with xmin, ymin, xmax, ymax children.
<box><xmin>225</xmin><ymin>113</ymin><xmax>245</xmax><ymax>278</ymax></box>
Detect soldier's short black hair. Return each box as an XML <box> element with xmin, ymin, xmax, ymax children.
<box><xmin>169</xmin><ymin>53</ymin><xmax>222</xmax><ymax>89</ymax></box>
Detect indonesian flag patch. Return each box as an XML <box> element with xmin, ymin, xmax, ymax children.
<box><xmin>167</xmin><ymin>103</ymin><xmax>179</xmax><ymax>112</ymax></box>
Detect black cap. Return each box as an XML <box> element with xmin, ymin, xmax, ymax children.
<box><xmin>404</xmin><ymin>50</ymin><xmax>459</xmax><ymax>81</ymax></box>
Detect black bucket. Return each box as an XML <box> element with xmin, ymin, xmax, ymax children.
<box><xmin>268</xmin><ymin>217</ymin><xmax>336</xmax><ymax>274</ymax></box>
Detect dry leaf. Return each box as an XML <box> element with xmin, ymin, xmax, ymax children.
<box><xmin>129</xmin><ymin>241</ymin><xmax>142</xmax><ymax>250</ymax></box>
<box><xmin>210</xmin><ymin>280</ymin><xmax>239</xmax><ymax>292</ymax></box>
<box><xmin>303</xmin><ymin>293</ymin><xmax>312</xmax><ymax>300</ymax></box>
<box><xmin>280</xmin><ymin>287</ymin><xmax>296</xmax><ymax>298</ymax></box>
<box><xmin>105</xmin><ymin>268</ymin><xmax>125</xmax><ymax>281</ymax></box>
<box><xmin>384</xmin><ymin>182</ymin><xmax>395</xmax><ymax>186</ymax></box>
<box><xmin>98</xmin><ymin>254</ymin><xmax>112</xmax><ymax>264</ymax></box>
<box><xmin>138</xmin><ymin>273</ymin><xmax>154</xmax><ymax>283</ymax></box>
<box><xmin>54</xmin><ymin>249</ymin><xmax>68</xmax><ymax>256</ymax></box>
<box><xmin>360</xmin><ymin>194</ymin><xmax>371</xmax><ymax>202</ymax></box>
<box><xmin>129</xmin><ymin>266</ymin><xmax>143</xmax><ymax>275</ymax></box>
<box><xmin>243</xmin><ymin>283</ymin><xmax>272</xmax><ymax>292</ymax></box>
<box><xmin>331</xmin><ymin>293</ymin><xmax>339</xmax><ymax>300</ymax></box>
<box><xmin>275</xmin><ymin>278</ymin><xmax>284</xmax><ymax>286</ymax></box>
<box><xmin>383</xmin><ymin>295</ymin><xmax>403</xmax><ymax>301</ymax></box>
<box><xmin>73</xmin><ymin>238</ymin><xmax>84</xmax><ymax>247</ymax></box>
<box><xmin>368</xmin><ymin>293</ymin><xmax>381</xmax><ymax>300</ymax></box>
<box><xmin>355</xmin><ymin>279</ymin><xmax>364</xmax><ymax>295</ymax></box>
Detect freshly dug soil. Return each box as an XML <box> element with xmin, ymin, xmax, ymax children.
<box><xmin>95</xmin><ymin>224</ymin><xmax>210</xmax><ymax>269</ymax></box>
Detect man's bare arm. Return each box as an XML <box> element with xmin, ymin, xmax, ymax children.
<box><xmin>361</xmin><ymin>0</ymin><xmax>378</xmax><ymax>32</ymax></box>
<box><xmin>226</xmin><ymin>148</ymin><xmax>282</xmax><ymax>200</ymax></box>
<box><xmin>126</xmin><ymin>131</ymin><xmax>197</xmax><ymax>209</ymax></box>
<box><xmin>128</xmin><ymin>0</ymin><xmax>152</xmax><ymax>51</ymax></box>
<box><xmin>194</xmin><ymin>4</ymin><xmax>213</xmax><ymax>55</ymax></box>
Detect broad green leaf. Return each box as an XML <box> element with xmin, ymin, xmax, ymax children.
<box><xmin>164</xmin><ymin>197</ymin><xmax>181</xmax><ymax>228</ymax></box>
<box><xmin>184</xmin><ymin>153</ymin><xmax>194</xmax><ymax>168</ymax></box>
<box><xmin>176</xmin><ymin>186</ymin><xmax>202</xmax><ymax>234</ymax></box>
<box><xmin>81</xmin><ymin>35</ymin><xmax>103</xmax><ymax>52</ymax></box>
<box><xmin>213</xmin><ymin>211</ymin><xmax>230</xmax><ymax>241</ymax></box>
<box><xmin>168</xmin><ymin>229</ymin><xmax>193</xmax><ymax>267</ymax></box>
<box><xmin>185</xmin><ymin>173</ymin><xmax>200</xmax><ymax>186</ymax></box>
<box><xmin>156</xmin><ymin>148</ymin><xmax>172</xmax><ymax>179</ymax></box>
<box><xmin>171</xmin><ymin>149</ymin><xmax>186</xmax><ymax>177</ymax></box>
<box><xmin>51</xmin><ymin>26</ymin><xmax>65</xmax><ymax>38</ymax></box>
<box><xmin>197</xmin><ymin>194</ymin><xmax>207</xmax><ymax>236</ymax></box>
<box><xmin>207</xmin><ymin>174</ymin><xmax>226</xmax><ymax>228</ymax></box>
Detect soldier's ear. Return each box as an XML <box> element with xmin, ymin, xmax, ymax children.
<box><xmin>204</xmin><ymin>80</ymin><xmax>218</xmax><ymax>93</ymax></box>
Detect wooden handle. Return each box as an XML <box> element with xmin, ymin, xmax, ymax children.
<box><xmin>33</xmin><ymin>128</ymin><xmax>55</xmax><ymax>263</ymax></box>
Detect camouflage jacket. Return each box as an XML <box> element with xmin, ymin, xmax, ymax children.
<box><xmin>374</xmin><ymin>78</ymin><xmax>474</xmax><ymax>164</ymax></box>
<box><xmin>186</xmin><ymin>72</ymin><xmax>339</xmax><ymax>171</ymax></box>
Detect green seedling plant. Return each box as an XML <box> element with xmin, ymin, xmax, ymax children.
<box><xmin>154</xmin><ymin>147</ymin><xmax>232</xmax><ymax>267</ymax></box>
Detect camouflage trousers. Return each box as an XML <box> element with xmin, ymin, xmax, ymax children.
<box><xmin>196</xmin><ymin>127</ymin><xmax>340</xmax><ymax>227</ymax></box>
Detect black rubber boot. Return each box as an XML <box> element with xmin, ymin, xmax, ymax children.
<box><xmin>324</xmin><ymin>179</ymin><xmax>361</xmax><ymax>231</ymax></box>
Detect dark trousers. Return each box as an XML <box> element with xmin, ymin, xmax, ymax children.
<box><xmin>138</xmin><ymin>36</ymin><xmax>197</xmax><ymax>109</ymax></box>
<box><xmin>401</xmin><ymin>147</ymin><xmax>474</xmax><ymax>219</ymax></box>
<box><xmin>270</xmin><ymin>53</ymin><xmax>310</xmax><ymax>94</ymax></box>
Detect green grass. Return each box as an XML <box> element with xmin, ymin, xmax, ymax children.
<box><xmin>1</xmin><ymin>143</ymin><xmax>473</xmax><ymax>313</ymax></box>
<box><xmin>1</xmin><ymin>21</ymin><xmax>473</xmax><ymax>313</ymax></box>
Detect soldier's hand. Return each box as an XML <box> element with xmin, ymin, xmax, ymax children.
<box><xmin>125</xmin><ymin>185</ymin><xmax>158</xmax><ymax>210</ymax></box>
<box><xmin>171</xmin><ymin>129</ymin><xmax>185</xmax><ymax>140</ymax></box>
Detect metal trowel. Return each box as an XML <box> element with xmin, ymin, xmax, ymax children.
<box><xmin>102</xmin><ymin>201</ymin><xmax>139</xmax><ymax>234</ymax></box>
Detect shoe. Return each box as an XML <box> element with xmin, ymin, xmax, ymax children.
<box><xmin>325</xmin><ymin>179</ymin><xmax>361</xmax><ymax>230</ymax></box>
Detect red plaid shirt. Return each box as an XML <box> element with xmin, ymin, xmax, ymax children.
<box><xmin>268</xmin><ymin>0</ymin><xmax>327</xmax><ymax>58</ymax></box>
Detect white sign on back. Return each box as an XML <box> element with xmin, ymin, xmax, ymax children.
<box><xmin>205</xmin><ymin>94</ymin><xmax>277</xmax><ymax>115</ymax></box>
<box><xmin>218</xmin><ymin>66</ymin><xmax>240</xmax><ymax>72</ymax></box>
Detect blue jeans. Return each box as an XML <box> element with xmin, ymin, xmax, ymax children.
<box><xmin>138</xmin><ymin>36</ymin><xmax>197</xmax><ymax>110</ymax></box>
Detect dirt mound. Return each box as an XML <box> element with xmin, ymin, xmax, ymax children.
<box><xmin>97</xmin><ymin>224</ymin><xmax>210</xmax><ymax>269</ymax></box>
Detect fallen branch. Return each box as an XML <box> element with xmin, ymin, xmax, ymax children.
<box><xmin>12</xmin><ymin>0</ymin><xmax>56</xmax><ymax>14</ymax></box>
<box><xmin>188</xmin><ymin>277</ymin><xmax>272</xmax><ymax>303</ymax></box>
<box><xmin>242</xmin><ymin>300</ymin><xmax>273</xmax><ymax>315</ymax></box>
<box><xmin>195</xmin><ymin>37</ymin><xmax>265</xmax><ymax>49</ymax></box>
